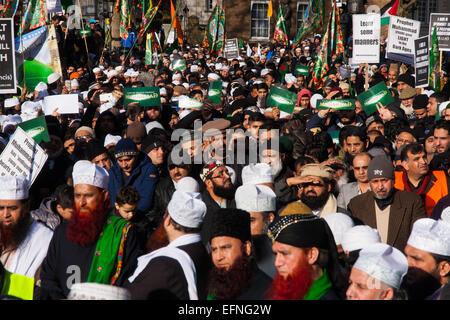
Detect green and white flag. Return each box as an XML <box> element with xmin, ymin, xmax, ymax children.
<box><xmin>17</xmin><ymin>116</ymin><xmax>50</xmax><ymax>144</ymax></box>
<box><xmin>316</xmin><ymin>99</ymin><xmax>355</xmax><ymax>110</ymax></box>
<box><xmin>429</xmin><ymin>25</ymin><xmax>440</xmax><ymax>92</ymax></box>
<box><xmin>79</xmin><ymin>28</ymin><xmax>92</xmax><ymax>37</ymax></box>
<box><xmin>178</xmin><ymin>95</ymin><xmax>203</xmax><ymax>110</ymax></box>
<box><xmin>145</xmin><ymin>33</ymin><xmax>153</xmax><ymax>65</ymax></box>
<box><xmin>266</xmin><ymin>86</ymin><xmax>297</xmax><ymax>115</ymax></box>
<box><xmin>124</xmin><ymin>87</ymin><xmax>161</xmax><ymax>107</ymax></box>
<box><xmin>208</xmin><ymin>81</ymin><xmax>222</xmax><ymax>104</ymax></box>
<box><xmin>170</xmin><ymin>58</ymin><xmax>186</xmax><ymax>71</ymax></box>
<box><xmin>356</xmin><ymin>81</ymin><xmax>394</xmax><ymax>116</ymax></box>
<box><xmin>294</xmin><ymin>64</ymin><xmax>310</xmax><ymax>77</ymax></box>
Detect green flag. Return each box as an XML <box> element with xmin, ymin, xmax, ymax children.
<box><xmin>429</xmin><ymin>25</ymin><xmax>440</xmax><ymax>92</ymax></box>
<box><xmin>17</xmin><ymin>116</ymin><xmax>50</xmax><ymax>144</ymax></box>
<box><xmin>274</xmin><ymin>4</ymin><xmax>288</xmax><ymax>45</ymax></box>
<box><xmin>208</xmin><ymin>81</ymin><xmax>222</xmax><ymax>104</ymax></box>
<box><xmin>80</xmin><ymin>28</ymin><xmax>92</xmax><ymax>37</ymax></box>
<box><xmin>357</xmin><ymin>81</ymin><xmax>394</xmax><ymax>116</ymax></box>
<box><xmin>279</xmin><ymin>61</ymin><xmax>289</xmax><ymax>84</ymax></box>
<box><xmin>170</xmin><ymin>58</ymin><xmax>186</xmax><ymax>71</ymax></box>
<box><xmin>124</xmin><ymin>87</ymin><xmax>161</xmax><ymax>107</ymax></box>
<box><xmin>316</xmin><ymin>99</ymin><xmax>356</xmax><ymax>111</ymax></box>
<box><xmin>266</xmin><ymin>86</ymin><xmax>297</xmax><ymax>115</ymax></box>
<box><xmin>145</xmin><ymin>33</ymin><xmax>153</xmax><ymax>66</ymax></box>
<box><xmin>294</xmin><ymin>64</ymin><xmax>310</xmax><ymax>77</ymax></box>
<box><xmin>21</xmin><ymin>0</ymin><xmax>47</xmax><ymax>33</ymax></box>
<box><xmin>295</xmin><ymin>0</ymin><xmax>324</xmax><ymax>43</ymax></box>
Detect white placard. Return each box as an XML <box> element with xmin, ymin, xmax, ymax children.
<box><xmin>43</xmin><ymin>94</ymin><xmax>79</xmax><ymax>115</ymax></box>
<box><xmin>386</xmin><ymin>16</ymin><xmax>421</xmax><ymax>65</ymax></box>
<box><xmin>0</xmin><ymin>127</ymin><xmax>48</xmax><ymax>186</ymax></box>
<box><xmin>352</xmin><ymin>14</ymin><xmax>380</xmax><ymax>64</ymax></box>
<box><xmin>46</xmin><ymin>0</ymin><xmax>63</xmax><ymax>13</ymax></box>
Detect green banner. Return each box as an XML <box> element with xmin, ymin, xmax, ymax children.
<box><xmin>208</xmin><ymin>81</ymin><xmax>222</xmax><ymax>104</ymax></box>
<box><xmin>124</xmin><ymin>87</ymin><xmax>161</xmax><ymax>107</ymax></box>
<box><xmin>80</xmin><ymin>28</ymin><xmax>92</xmax><ymax>37</ymax></box>
<box><xmin>316</xmin><ymin>99</ymin><xmax>355</xmax><ymax>110</ymax></box>
<box><xmin>170</xmin><ymin>58</ymin><xmax>186</xmax><ymax>71</ymax></box>
<box><xmin>294</xmin><ymin>64</ymin><xmax>310</xmax><ymax>77</ymax></box>
<box><xmin>266</xmin><ymin>86</ymin><xmax>297</xmax><ymax>115</ymax></box>
<box><xmin>357</xmin><ymin>81</ymin><xmax>394</xmax><ymax>116</ymax></box>
<box><xmin>17</xmin><ymin>115</ymin><xmax>50</xmax><ymax>144</ymax></box>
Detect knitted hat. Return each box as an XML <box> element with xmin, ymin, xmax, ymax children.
<box><xmin>367</xmin><ymin>156</ymin><xmax>394</xmax><ymax>181</ymax></box>
<box><xmin>397</xmin><ymin>73</ymin><xmax>415</xmax><ymax>88</ymax></box>
<box><xmin>114</xmin><ymin>138</ymin><xmax>139</xmax><ymax>159</ymax></box>
<box><xmin>413</xmin><ymin>94</ymin><xmax>429</xmax><ymax>110</ymax></box>
<box><xmin>141</xmin><ymin>134</ymin><xmax>165</xmax><ymax>154</ymax></box>
<box><xmin>201</xmin><ymin>208</ymin><xmax>251</xmax><ymax>243</ymax></box>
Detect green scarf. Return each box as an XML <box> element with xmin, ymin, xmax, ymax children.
<box><xmin>303</xmin><ymin>268</ymin><xmax>332</xmax><ymax>300</ymax></box>
<box><xmin>87</xmin><ymin>215</ymin><xmax>131</xmax><ymax>285</ymax></box>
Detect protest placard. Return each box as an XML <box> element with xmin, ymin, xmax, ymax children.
<box><xmin>224</xmin><ymin>38</ymin><xmax>239</xmax><ymax>60</ymax></box>
<box><xmin>124</xmin><ymin>87</ymin><xmax>161</xmax><ymax>107</ymax></box>
<box><xmin>266</xmin><ymin>86</ymin><xmax>297</xmax><ymax>115</ymax></box>
<box><xmin>429</xmin><ymin>13</ymin><xmax>450</xmax><ymax>51</ymax></box>
<box><xmin>316</xmin><ymin>99</ymin><xmax>356</xmax><ymax>110</ymax></box>
<box><xmin>357</xmin><ymin>81</ymin><xmax>394</xmax><ymax>116</ymax></box>
<box><xmin>386</xmin><ymin>16</ymin><xmax>421</xmax><ymax>65</ymax></box>
<box><xmin>352</xmin><ymin>14</ymin><xmax>381</xmax><ymax>64</ymax></box>
<box><xmin>43</xmin><ymin>94</ymin><xmax>79</xmax><ymax>115</ymax></box>
<box><xmin>0</xmin><ymin>18</ymin><xmax>17</xmax><ymax>94</ymax></box>
<box><xmin>17</xmin><ymin>116</ymin><xmax>51</xmax><ymax>144</ymax></box>
<box><xmin>208</xmin><ymin>81</ymin><xmax>223</xmax><ymax>104</ymax></box>
<box><xmin>0</xmin><ymin>127</ymin><xmax>48</xmax><ymax>186</ymax></box>
<box><xmin>414</xmin><ymin>36</ymin><xmax>429</xmax><ymax>88</ymax></box>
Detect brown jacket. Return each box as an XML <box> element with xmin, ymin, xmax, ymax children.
<box><xmin>347</xmin><ymin>189</ymin><xmax>427</xmax><ymax>251</ymax></box>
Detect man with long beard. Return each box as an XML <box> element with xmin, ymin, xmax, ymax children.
<box><xmin>402</xmin><ymin>218</ymin><xmax>450</xmax><ymax>300</ymax></box>
<box><xmin>200</xmin><ymin>162</ymin><xmax>236</xmax><ymax>216</ymax></box>
<box><xmin>0</xmin><ymin>176</ymin><xmax>53</xmax><ymax>280</ymax></box>
<box><xmin>267</xmin><ymin>214</ymin><xmax>346</xmax><ymax>300</ymax></box>
<box><xmin>40</xmin><ymin>160</ymin><xmax>142</xmax><ymax>300</ymax></box>
<box><xmin>202</xmin><ymin>208</ymin><xmax>272</xmax><ymax>300</ymax></box>
<box><xmin>288</xmin><ymin>164</ymin><xmax>337</xmax><ymax>218</ymax></box>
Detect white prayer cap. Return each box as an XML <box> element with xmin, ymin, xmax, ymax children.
<box><xmin>241</xmin><ymin>163</ymin><xmax>274</xmax><ymax>185</ymax></box>
<box><xmin>182</xmin><ymin>83</ymin><xmax>189</xmax><ymax>90</ymax></box>
<box><xmin>341</xmin><ymin>225</ymin><xmax>381</xmax><ymax>253</ymax></box>
<box><xmin>261</xmin><ymin>69</ymin><xmax>270</xmax><ymax>77</ymax></box>
<box><xmin>47</xmin><ymin>72</ymin><xmax>61</xmax><ymax>84</ymax></box>
<box><xmin>34</xmin><ymin>82</ymin><xmax>48</xmax><ymax>92</ymax></box>
<box><xmin>145</xmin><ymin>121</ymin><xmax>164</xmax><ymax>134</ymax></box>
<box><xmin>7</xmin><ymin>114</ymin><xmax>22</xmax><ymax>126</ymax></box>
<box><xmin>173</xmin><ymin>73</ymin><xmax>182</xmax><ymax>80</ymax></box>
<box><xmin>99</xmin><ymin>65</ymin><xmax>105</xmax><ymax>70</ymax></box>
<box><xmin>207</xmin><ymin>73</ymin><xmax>221</xmax><ymax>81</ymax></box>
<box><xmin>130</xmin><ymin>71</ymin><xmax>139</xmax><ymax>78</ymax></box>
<box><xmin>4</xmin><ymin>97</ymin><xmax>20</xmax><ymax>108</ymax></box>
<box><xmin>176</xmin><ymin>177</ymin><xmax>199</xmax><ymax>193</ymax></box>
<box><xmin>353</xmin><ymin>243</ymin><xmax>408</xmax><ymax>289</ymax></box>
<box><xmin>310</xmin><ymin>93</ymin><xmax>324</xmax><ymax>109</ymax></box>
<box><xmin>407</xmin><ymin>218</ymin><xmax>450</xmax><ymax>256</ymax></box>
<box><xmin>221</xmin><ymin>66</ymin><xmax>230</xmax><ymax>71</ymax></box>
<box><xmin>179</xmin><ymin>109</ymin><xmax>191</xmax><ymax>120</ymax></box>
<box><xmin>0</xmin><ymin>176</ymin><xmax>30</xmax><ymax>200</ymax></box>
<box><xmin>438</xmin><ymin>101</ymin><xmax>450</xmax><ymax>116</ymax></box>
<box><xmin>190</xmin><ymin>65</ymin><xmax>199</xmax><ymax>73</ymax></box>
<box><xmin>235</xmin><ymin>184</ymin><xmax>276</xmax><ymax>213</ymax></box>
<box><xmin>422</xmin><ymin>90</ymin><xmax>435</xmax><ymax>98</ymax></box>
<box><xmin>215</xmin><ymin>63</ymin><xmax>223</xmax><ymax>70</ymax></box>
<box><xmin>225</xmin><ymin>165</ymin><xmax>236</xmax><ymax>185</ymax></box>
<box><xmin>441</xmin><ymin>207</ymin><xmax>450</xmax><ymax>224</ymax></box>
<box><xmin>239</xmin><ymin>62</ymin><xmax>246</xmax><ymax>68</ymax></box>
<box><xmin>280</xmin><ymin>48</ymin><xmax>286</xmax><ymax>53</ymax></box>
<box><xmin>284</xmin><ymin>73</ymin><xmax>297</xmax><ymax>84</ymax></box>
<box><xmin>72</xmin><ymin>160</ymin><xmax>109</xmax><ymax>189</ymax></box>
<box><xmin>104</xmin><ymin>134</ymin><xmax>122</xmax><ymax>147</ymax></box>
<box><xmin>167</xmin><ymin>190</ymin><xmax>206</xmax><ymax>228</ymax></box>
<box><xmin>323</xmin><ymin>213</ymin><xmax>355</xmax><ymax>246</ymax></box>
<box><xmin>115</xmin><ymin>66</ymin><xmax>124</xmax><ymax>72</ymax></box>
<box><xmin>71</xmin><ymin>79</ymin><xmax>79</xmax><ymax>87</ymax></box>
<box><xmin>160</xmin><ymin>87</ymin><xmax>167</xmax><ymax>96</ymax></box>
<box><xmin>93</xmin><ymin>67</ymin><xmax>102</xmax><ymax>73</ymax></box>
<box><xmin>68</xmin><ymin>283</ymin><xmax>131</xmax><ymax>300</ymax></box>
<box><xmin>172</xmin><ymin>80</ymin><xmax>181</xmax><ymax>86</ymax></box>
<box><xmin>108</xmin><ymin>70</ymin><xmax>119</xmax><ymax>78</ymax></box>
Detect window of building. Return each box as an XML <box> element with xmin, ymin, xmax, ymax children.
<box><xmin>297</xmin><ymin>1</ymin><xmax>309</xmax><ymax>30</ymax></box>
<box><xmin>205</xmin><ymin>0</ymin><xmax>214</xmax><ymax>12</ymax></box>
<box><xmin>414</xmin><ymin>0</ymin><xmax>437</xmax><ymax>23</ymax></box>
<box><xmin>251</xmin><ymin>1</ymin><xmax>270</xmax><ymax>40</ymax></box>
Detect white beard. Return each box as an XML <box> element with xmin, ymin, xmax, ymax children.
<box><xmin>400</xmin><ymin>103</ymin><xmax>414</xmax><ymax>115</ymax></box>
<box><xmin>270</xmin><ymin>161</ymin><xmax>283</xmax><ymax>178</ymax></box>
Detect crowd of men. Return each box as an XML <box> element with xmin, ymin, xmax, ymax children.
<box><xmin>0</xmin><ymin>13</ymin><xmax>450</xmax><ymax>301</ymax></box>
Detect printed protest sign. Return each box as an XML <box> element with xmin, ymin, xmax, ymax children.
<box><xmin>17</xmin><ymin>116</ymin><xmax>51</xmax><ymax>144</ymax></box>
<box><xmin>124</xmin><ymin>87</ymin><xmax>161</xmax><ymax>107</ymax></box>
<box><xmin>352</xmin><ymin>14</ymin><xmax>381</xmax><ymax>64</ymax></box>
<box><xmin>316</xmin><ymin>99</ymin><xmax>356</xmax><ymax>110</ymax></box>
<box><xmin>43</xmin><ymin>94</ymin><xmax>79</xmax><ymax>115</ymax></box>
<box><xmin>386</xmin><ymin>16</ymin><xmax>421</xmax><ymax>65</ymax></box>
<box><xmin>414</xmin><ymin>36</ymin><xmax>429</xmax><ymax>88</ymax></box>
<box><xmin>357</xmin><ymin>81</ymin><xmax>394</xmax><ymax>116</ymax></box>
<box><xmin>0</xmin><ymin>127</ymin><xmax>48</xmax><ymax>186</ymax></box>
<box><xmin>266</xmin><ymin>86</ymin><xmax>297</xmax><ymax>115</ymax></box>
<box><xmin>0</xmin><ymin>18</ymin><xmax>17</xmax><ymax>94</ymax></box>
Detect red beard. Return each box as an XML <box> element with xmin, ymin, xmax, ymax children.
<box><xmin>268</xmin><ymin>258</ymin><xmax>314</xmax><ymax>300</ymax></box>
<box><xmin>66</xmin><ymin>202</ymin><xmax>108</xmax><ymax>247</ymax></box>
<box><xmin>145</xmin><ymin>222</ymin><xmax>169</xmax><ymax>253</ymax></box>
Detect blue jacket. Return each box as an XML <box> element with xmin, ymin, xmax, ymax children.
<box><xmin>108</xmin><ymin>153</ymin><xmax>159</xmax><ymax>214</ymax></box>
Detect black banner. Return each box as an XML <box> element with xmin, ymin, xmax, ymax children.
<box><xmin>0</xmin><ymin>18</ymin><xmax>16</xmax><ymax>94</ymax></box>
<box><xmin>414</xmin><ymin>36</ymin><xmax>429</xmax><ymax>88</ymax></box>
<box><xmin>429</xmin><ymin>13</ymin><xmax>450</xmax><ymax>51</ymax></box>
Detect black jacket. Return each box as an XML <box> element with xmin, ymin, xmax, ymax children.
<box><xmin>235</xmin><ymin>261</ymin><xmax>273</xmax><ymax>300</ymax></box>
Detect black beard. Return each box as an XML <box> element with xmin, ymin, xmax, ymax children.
<box><xmin>401</xmin><ymin>267</ymin><xmax>442</xmax><ymax>300</ymax></box>
<box><xmin>213</xmin><ymin>183</ymin><xmax>236</xmax><ymax>200</ymax></box>
<box><xmin>300</xmin><ymin>190</ymin><xmax>330</xmax><ymax>211</ymax></box>
<box><xmin>207</xmin><ymin>254</ymin><xmax>253</xmax><ymax>300</ymax></box>
<box><xmin>0</xmin><ymin>214</ymin><xmax>31</xmax><ymax>252</ymax></box>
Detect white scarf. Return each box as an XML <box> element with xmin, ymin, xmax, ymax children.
<box><xmin>8</xmin><ymin>220</ymin><xmax>54</xmax><ymax>278</ymax></box>
<box><xmin>128</xmin><ymin>234</ymin><xmax>200</xmax><ymax>300</ymax></box>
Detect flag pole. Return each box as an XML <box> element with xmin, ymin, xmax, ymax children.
<box><xmin>76</xmin><ymin>0</ymin><xmax>92</xmax><ymax>70</ymax></box>
<box><xmin>439</xmin><ymin>50</ymin><xmax>443</xmax><ymax>91</ymax></box>
<box><xmin>20</xmin><ymin>14</ymin><xmax>27</xmax><ymax>95</ymax></box>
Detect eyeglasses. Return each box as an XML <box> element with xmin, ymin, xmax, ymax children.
<box><xmin>299</xmin><ymin>182</ymin><xmax>325</xmax><ymax>189</ymax></box>
<box><xmin>75</xmin><ymin>135</ymin><xmax>92</xmax><ymax>141</ymax></box>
